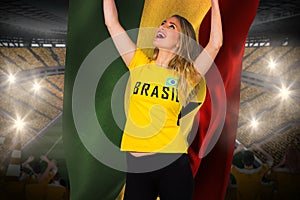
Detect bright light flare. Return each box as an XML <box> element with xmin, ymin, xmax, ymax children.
<box><xmin>268</xmin><ymin>59</ymin><xmax>276</xmax><ymax>69</ymax></box>
<box><xmin>250</xmin><ymin>118</ymin><xmax>259</xmax><ymax>129</ymax></box>
<box><xmin>14</xmin><ymin>117</ymin><xmax>25</xmax><ymax>131</ymax></box>
<box><xmin>279</xmin><ymin>86</ymin><xmax>291</xmax><ymax>100</ymax></box>
<box><xmin>8</xmin><ymin>74</ymin><xmax>16</xmax><ymax>83</ymax></box>
<box><xmin>33</xmin><ymin>82</ymin><xmax>41</xmax><ymax>92</ymax></box>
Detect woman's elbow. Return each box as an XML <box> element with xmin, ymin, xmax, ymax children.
<box><xmin>209</xmin><ymin>39</ymin><xmax>223</xmax><ymax>54</ymax></box>
<box><xmin>214</xmin><ymin>37</ymin><xmax>223</xmax><ymax>50</ymax></box>
<box><xmin>104</xmin><ymin>19</ymin><xmax>118</xmax><ymax>33</ymax></box>
<box><xmin>104</xmin><ymin>18</ymin><xmax>113</xmax><ymax>28</ymax></box>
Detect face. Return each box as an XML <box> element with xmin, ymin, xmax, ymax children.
<box><xmin>153</xmin><ymin>17</ymin><xmax>181</xmax><ymax>52</ymax></box>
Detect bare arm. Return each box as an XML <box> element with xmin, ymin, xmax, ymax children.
<box><xmin>21</xmin><ymin>156</ymin><xmax>35</xmax><ymax>174</ymax></box>
<box><xmin>38</xmin><ymin>157</ymin><xmax>58</xmax><ymax>183</ymax></box>
<box><xmin>103</xmin><ymin>0</ymin><xmax>136</xmax><ymax>66</ymax></box>
<box><xmin>233</xmin><ymin>143</ymin><xmax>245</xmax><ymax>155</ymax></box>
<box><xmin>194</xmin><ymin>0</ymin><xmax>223</xmax><ymax>77</ymax></box>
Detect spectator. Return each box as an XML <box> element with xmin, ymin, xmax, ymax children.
<box><xmin>267</xmin><ymin>143</ymin><xmax>300</xmax><ymax>200</ymax></box>
<box><xmin>20</xmin><ymin>155</ymin><xmax>58</xmax><ymax>184</ymax></box>
<box><xmin>231</xmin><ymin>143</ymin><xmax>273</xmax><ymax>200</ymax></box>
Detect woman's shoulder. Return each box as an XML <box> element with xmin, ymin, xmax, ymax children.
<box><xmin>128</xmin><ymin>49</ymin><xmax>151</xmax><ymax>70</ymax></box>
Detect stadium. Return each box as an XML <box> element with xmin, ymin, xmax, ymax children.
<box><xmin>0</xmin><ymin>0</ymin><xmax>299</xmax><ymax>199</ymax></box>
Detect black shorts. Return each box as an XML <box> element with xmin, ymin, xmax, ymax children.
<box><xmin>124</xmin><ymin>153</ymin><xmax>194</xmax><ymax>200</ymax></box>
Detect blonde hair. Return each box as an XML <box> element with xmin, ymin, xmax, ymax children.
<box><xmin>152</xmin><ymin>15</ymin><xmax>201</xmax><ymax>106</ymax></box>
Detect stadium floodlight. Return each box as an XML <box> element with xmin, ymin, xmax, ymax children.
<box><xmin>42</xmin><ymin>43</ymin><xmax>52</xmax><ymax>47</ymax></box>
<box><xmin>279</xmin><ymin>85</ymin><xmax>290</xmax><ymax>100</ymax></box>
<box><xmin>282</xmin><ymin>41</ymin><xmax>288</xmax><ymax>46</ymax></box>
<box><xmin>8</xmin><ymin>74</ymin><xmax>16</xmax><ymax>83</ymax></box>
<box><xmin>31</xmin><ymin>43</ymin><xmax>39</xmax><ymax>47</ymax></box>
<box><xmin>268</xmin><ymin>59</ymin><xmax>276</xmax><ymax>69</ymax></box>
<box><xmin>55</xmin><ymin>44</ymin><xmax>66</xmax><ymax>48</ymax></box>
<box><xmin>14</xmin><ymin>117</ymin><xmax>25</xmax><ymax>131</ymax></box>
<box><xmin>33</xmin><ymin>82</ymin><xmax>41</xmax><ymax>92</ymax></box>
<box><xmin>250</xmin><ymin>118</ymin><xmax>259</xmax><ymax>129</ymax></box>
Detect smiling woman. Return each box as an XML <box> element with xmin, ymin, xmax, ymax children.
<box><xmin>152</xmin><ymin>17</ymin><xmax>181</xmax><ymax>52</ymax></box>
<box><xmin>103</xmin><ymin>0</ymin><xmax>222</xmax><ymax>199</ymax></box>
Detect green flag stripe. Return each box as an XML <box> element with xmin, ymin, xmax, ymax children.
<box><xmin>63</xmin><ymin>0</ymin><xmax>145</xmax><ymax>199</ymax></box>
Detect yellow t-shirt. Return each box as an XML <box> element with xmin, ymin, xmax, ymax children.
<box><xmin>120</xmin><ymin>49</ymin><xmax>206</xmax><ymax>153</ymax></box>
<box><xmin>231</xmin><ymin>163</ymin><xmax>272</xmax><ymax>200</ymax></box>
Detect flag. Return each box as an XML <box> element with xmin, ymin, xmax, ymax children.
<box><xmin>190</xmin><ymin>0</ymin><xmax>260</xmax><ymax>199</ymax></box>
<box><xmin>63</xmin><ymin>0</ymin><xmax>259</xmax><ymax>199</ymax></box>
<box><xmin>63</xmin><ymin>0</ymin><xmax>145</xmax><ymax>199</ymax></box>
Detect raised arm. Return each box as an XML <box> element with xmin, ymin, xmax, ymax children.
<box><xmin>251</xmin><ymin>143</ymin><xmax>274</xmax><ymax>164</ymax></box>
<box><xmin>194</xmin><ymin>0</ymin><xmax>223</xmax><ymax>76</ymax></box>
<box><xmin>38</xmin><ymin>156</ymin><xmax>58</xmax><ymax>183</ymax></box>
<box><xmin>103</xmin><ymin>0</ymin><xmax>136</xmax><ymax>66</ymax></box>
<box><xmin>233</xmin><ymin>143</ymin><xmax>245</xmax><ymax>155</ymax></box>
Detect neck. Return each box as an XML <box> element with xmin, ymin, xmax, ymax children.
<box><xmin>155</xmin><ymin>49</ymin><xmax>175</xmax><ymax>68</ymax></box>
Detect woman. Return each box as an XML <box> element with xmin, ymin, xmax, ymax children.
<box><xmin>103</xmin><ymin>0</ymin><xmax>222</xmax><ymax>199</ymax></box>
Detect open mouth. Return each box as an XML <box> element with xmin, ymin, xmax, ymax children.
<box><xmin>156</xmin><ymin>32</ymin><xmax>166</xmax><ymax>38</ymax></box>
